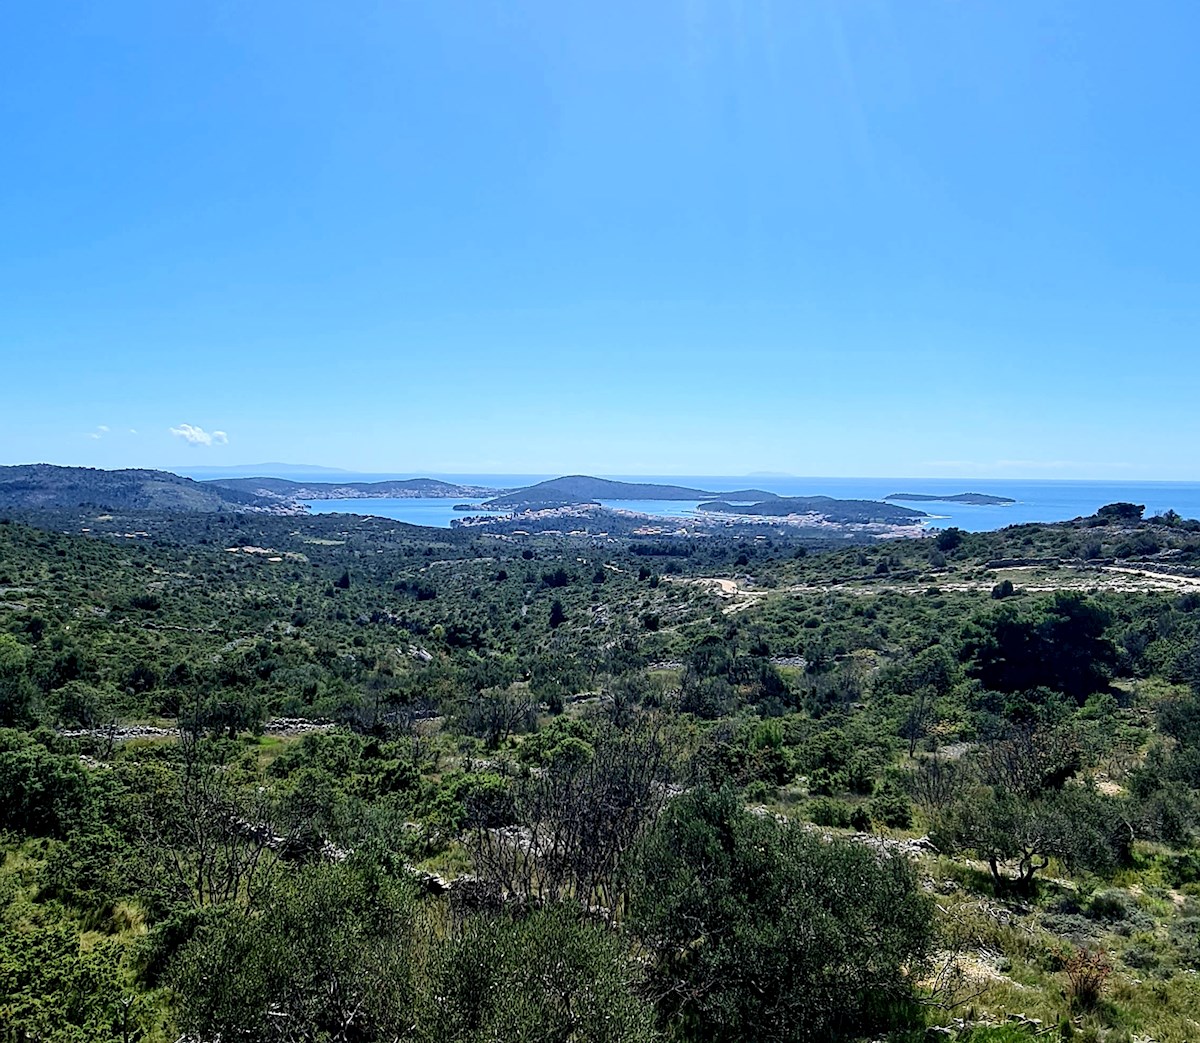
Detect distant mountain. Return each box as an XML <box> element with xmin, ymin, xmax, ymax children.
<box><xmin>208</xmin><ymin>476</ymin><xmax>501</xmax><ymax>501</ymax></box>
<box><xmin>481</xmin><ymin>475</ymin><xmax>779</xmax><ymax>509</ymax></box>
<box><xmin>698</xmin><ymin>496</ymin><xmax>927</xmax><ymax>525</ymax></box>
<box><xmin>178</xmin><ymin>462</ymin><xmax>352</xmax><ymax>478</ymax></box>
<box><xmin>0</xmin><ymin>465</ymin><xmax>287</xmax><ymax>513</ymax></box>
<box><xmin>885</xmin><ymin>492</ymin><xmax>1016</xmax><ymax>506</ymax></box>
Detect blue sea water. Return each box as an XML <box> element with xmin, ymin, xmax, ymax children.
<box><xmin>292</xmin><ymin>474</ymin><xmax>1200</xmax><ymax>533</ymax></box>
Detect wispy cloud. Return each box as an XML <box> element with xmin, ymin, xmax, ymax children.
<box><xmin>170</xmin><ymin>423</ymin><xmax>229</xmax><ymax>447</ymax></box>
<box><xmin>85</xmin><ymin>424</ymin><xmax>110</xmax><ymax>440</ymax></box>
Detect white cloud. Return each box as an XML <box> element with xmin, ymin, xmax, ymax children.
<box><xmin>170</xmin><ymin>423</ymin><xmax>230</xmax><ymax>447</ymax></box>
<box><xmin>86</xmin><ymin>424</ymin><xmax>108</xmax><ymax>440</ymax></box>
<box><xmin>98</xmin><ymin>425</ymin><xmax>109</xmax><ymax>433</ymax></box>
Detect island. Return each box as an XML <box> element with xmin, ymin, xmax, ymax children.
<box><xmin>479</xmin><ymin>475</ymin><xmax>779</xmax><ymax>510</ymax></box>
<box><xmin>697</xmin><ymin>496</ymin><xmax>926</xmax><ymax>525</ymax></box>
<box><xmin>885</xmin><ymin>492</ymin><xmax>1016</xmax><ymax>506</ymax></box>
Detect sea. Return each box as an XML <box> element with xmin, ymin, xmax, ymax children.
<box><xmin>256</xmin><ymin>473</ymin><xmax>1200</xmax><ymax>534</ymax></box>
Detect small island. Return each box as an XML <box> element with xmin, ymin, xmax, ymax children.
<box><xmin>885</xmin><ymin>492</ymin><xmax>1016</xmax><ymax>506</ymax></box>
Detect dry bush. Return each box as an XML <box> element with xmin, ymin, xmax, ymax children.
<box><xmin>1063</xmin><ymin>946</ymin><xmax>1112</xmax><ymax>1010</ymax></box>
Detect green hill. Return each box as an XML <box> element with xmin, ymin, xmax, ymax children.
<box><xmin>208</xmin><ymin>476</ymin><xmax>499</xmax><ymax>501</ymax></box>
<box><xmin>0</xmin><ymin>464</ymin><xmax>285</xmax><ymax>513</ymax></box>
<box><xmin>697</xmin><ymin>495</ymin><xmax>926</xmax><ymax>524</ymax></box>
<box><xmin>482</xmin><ymin>475</ymin><xmax>779</xmax><ymax>509</ymax></box>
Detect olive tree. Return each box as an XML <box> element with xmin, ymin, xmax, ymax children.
<box><xmin>627</xmin><ymin>787</ymin><xmax>933</xmax><ymax>1043</ymax></box>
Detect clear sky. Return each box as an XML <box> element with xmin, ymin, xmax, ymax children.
<box><xmin>3</xmin><ymin>1</ymin><xmax>1198</xmax><ymax>479</ymax></box>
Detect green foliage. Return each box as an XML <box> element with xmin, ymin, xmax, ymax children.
<box><xmin>0</xmin><ymin>729</ymin><xmax>91</xmax><ymax>836</ymax></box>
<box><xmin>933</xmin><ymin>782</ymin><xmax>1131</xmax><ymax>890</ymax></box>
<box><xmin>4</xmin><ymin>505</ymin><xmax>1200</xmax><ymax>1040</ymax></box>
<box><xmin>628</xmin><ymin>787</ymin><xmax>933</xmax><ymax>1042</ymax></box>
<box><xmin>0</xmin><ymin>918</ymin><xmax>146</xmax><ymax>1042</ymax></box>
<box><xmin>1097</xmin><ymin>502</ymin><xmax>1145</xmax><ymax>522</ymax></box>
<box><xmin>171</xmin><ymin>862</ymin><xmax>418</xmax><ymax>1040</ymax></box>
<box><xmin>869</xmin><ymin>777</ymin><xmax>913</xmax><ymax>829</ymax></box>
<box><xmin>0</xmin><ymin>633</ymin><xmax>38</xmax><ymax>726</ymax></box>
<box><xmin>422</xmin><ymin>905</ymin><xmax>657</xmax><ymax>1043</ymax></box>
<box><xmin>963</xmin><ymin>592</ymin><xmax>1117</xmax><ymax>702</ymax></box>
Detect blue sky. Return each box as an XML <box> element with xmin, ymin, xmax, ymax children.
<box><xmin>3</xmin><ymin>1</ymin><xmax>1198</xmax><ymax>479</ymax></box>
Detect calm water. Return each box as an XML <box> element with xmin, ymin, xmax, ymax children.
<box><xmin>296</xmin><ymin>475</ymin><xmax>1200</xmax><ymax>533</ymax></box>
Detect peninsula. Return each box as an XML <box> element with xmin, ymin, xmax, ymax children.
<box><xmin>206</xmin><ymin>476</ymin><xmax>499</xmax><ymax>501</ymax></box>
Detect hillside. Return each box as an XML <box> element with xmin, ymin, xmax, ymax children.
<box><xmin>208</xmin><ymin>476</ymin><xmax>499</xmax><ymax>501</ymax></box>
<box><xmin>0</xmin><ymin>464</ymin><xmax>288</xmax><ymax>513</ymax></box>
<box><xmin>481</xmin><ymin>475</ymin><xmax>779</xmax><ymax>509</ymax></box>
<box><xmin>697</xmin><ymin>495</ymin><xmax>926</xmax><ymax>524</ymax></box>
<box><xmin>5</xmin><ymin>505</ymin><xmax>1200</xmax><ymax>1040</ymax></box>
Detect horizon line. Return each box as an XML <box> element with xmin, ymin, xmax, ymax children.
<box><xmin>6</xmin><ymin>461</ymin><xmax>1200</xmax><ymax>485</ymax></box>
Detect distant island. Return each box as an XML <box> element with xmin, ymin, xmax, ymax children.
<box><xmin>479</xmin><ymin>475</ymin><xmax>778</xmax><ymax>510</ymax></box>
<box><xmin>885</xmin><ymin>492</ymin><xmax>1016</xmax><ymax>506</ymax></box>
<box><xmin>698</xmin><ymin>496</ymin><xmax>926</xmax><ymax>525</ymax></box>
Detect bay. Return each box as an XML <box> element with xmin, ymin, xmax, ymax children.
<box><xmin>297</xmin><ymin>476</ymin><xmax>1200</xmax><ymax>533</ymax></box>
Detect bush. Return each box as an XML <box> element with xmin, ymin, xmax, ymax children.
<box><xmin>869</xmin><ymin>780</ymin><xmax>913</xmax><ymax>829</ymax></box>
<box><xmin>807</xmin><ymin>797</ymin><xmax>852</xmax><ymax>827</ymax></box>
<box><xmin>0</xmin><ymin>729</ymin><xmax>91</xmax><ymax>836</ymax></box>
<box><xmin>1063</xmin><ymin>946</ymin><xmax>1112</xmax><ymax>1010</ymax></box>
<box><xmin>628</xmin><ymin>787</ymin><xmax>933</xmax><ymax>1043</ymax></box>
<box><xmin>171</xmin><ymin>863</ymin><xmax>419</xmax><ymax>1040</ymax></box>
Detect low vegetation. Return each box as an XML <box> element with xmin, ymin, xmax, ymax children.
<box><xmin>2</xmin><ymin>500</ymin><xmax>1200</xmax><ymax>1041</ymax></box>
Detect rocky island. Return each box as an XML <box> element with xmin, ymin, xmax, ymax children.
<box><xmin>885</xmin><ymin>491</ymin><xmax>1016</xmax><ymax>505</ymax></box>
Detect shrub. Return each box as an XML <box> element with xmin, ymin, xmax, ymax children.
<box><xmin>1063</xmin><ymin>946</ymin><xmax>1112</xmax><ymax>1010</ymax></box>
<box><xmin>629</xmin><ymin>787</ymin><xmax>933</xmax><ymax>1043</ymax></box>
<box><xmin>807</xmin><ymin>797</ymin><xmax>852</xmax><ymax>828</ymax></box>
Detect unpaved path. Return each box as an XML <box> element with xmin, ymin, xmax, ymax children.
<box><xmin>667</xmin><ymin>576</ymin><xmax>766</xmax><ymax>613</ymax></box>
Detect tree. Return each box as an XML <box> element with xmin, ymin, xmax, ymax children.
<box><xmin>125</xmin><ymin>740</ymin><xmax>311</xmax><ymax>909</ymax></box>
<box><xmin>0</xmin><ymin>633</ymin><xmax>37</xmax><ymax>726</ymax></box>
<box><xmin>899</xmin><ymin>685</ymin><xmax>937</xmax><ymax>757</ymax></box>
<box><xmin>978</xmin><ymin>719</ymin><xmax>1082</xmax><ymax>798</ymax></box>
<box><xmin>0</xmin><ymin>729</ymin><xmax>92</xmax><ymax>836</ymax></box>
<box><xmin>878</xmin><ymin>645</ymin><xmax>957</xmax><ymax>755</ymax></box>
<box><xmin>170</xmin><ymin>862</ymin><xmax>418</xmax><ymax>1041</ymax></box>
<box><xmin>549</xmin><ymin>598</ymin><xmax>567</xmax><ymax>629</ymax></box>
<box><xmin>628</xmin><ymin>787</ymin><xmax>933</xmax><ymax>1043</ymax></box>
<box><xmin>1096</xmin><ymin>502</ymin><xmax>1144</xmax><ymax>522</ymax></box>
<box><xmin>455</xmin><ymin>684</ymin><xmax>536</xmax><ymax>749</ymax></box>
<box><xmin>935</xmin><ymin>527</ymin><xmax>965</xmax><ymax>552</ymax></box>
<box><xmin>963</xmin><ymin>592</ymin><xmax>1116</xmax><ymax>703</ymax></box>
<box><xmin>468</xmin><ymin>716</ymin><xmax>675</xmax><ymax>916</ymax></box>
<box><xmin>932</xmin><ymin>783</ymin><xmax>1130</xmax><ymax>891</ymax></box>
